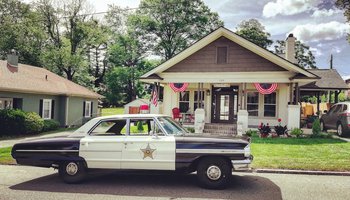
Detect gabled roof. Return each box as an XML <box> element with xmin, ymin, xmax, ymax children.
<box><xmin>0</xmin><ymin>60</ymin><xmax>103</xmax><ymax>99</ymax></box>
<box><xmin>141</xmin><ymin>27</ymin><xmax>318</xmax><ymax>79</ymax></box>
<box><xmin>300</xmin><ymin>69</ymin><xmax>349</xmax><ymax>90</ymax></box>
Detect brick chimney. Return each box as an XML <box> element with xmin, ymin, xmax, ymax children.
<box><xmin>285</xmin><ymin>34</ymin><xmax>296</xmax><ymax>63</ymax></box>
<box><xmin>7</xmin><ymin>49</ymin><xmax>18</xmax><ymax>68</ymax></box>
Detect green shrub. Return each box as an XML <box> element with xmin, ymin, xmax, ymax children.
<box><xmin>24</xmin><ymin>112</ymin><xmax>44</xmax><ymax>134</ymax></box>
<box><xmin>312</xmin><ymin>118</ymin><xmax>321</xmax><ymax>136</ymax></box>
<box><xmin>42</xmin><ymin>119</ymin><xmax>60</xmax><ymax>132</ymax></box>
<box><xmin>290</xmin><ymin>128</ymin><xmax>303</xmax><ymax>138</ymax></box>
<box><xmin>0</xmin><ymin>109</ymin><xmax>44</xmax><ymax>136</ymax></box>
<box><xmin>245</xmin><ymin>129</ymin><xmax>258</xmax><ymax>137</ymax></box>
<box><xmin>186</xmin><ymin>127</ymin><xmax>195</xmax><ymax>133</ymax></box>
<box><xmin>0</xmin><ymin>109</ymin><xmax>26</xmax><ymax>135</ymax></box>
<box><xmin>137</xmin><ymin>121</ymin><xmax>144</xmax><ymax>132</ymax></box>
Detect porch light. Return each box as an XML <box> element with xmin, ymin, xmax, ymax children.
<box><xmin>206</xmin><ymin>89</ymin><xmax>210</xmax><ymax>96</ymax></box>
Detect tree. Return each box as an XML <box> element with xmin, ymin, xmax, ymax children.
<box><xmin>274</xmin><ymin>40</ymin><xmax>316</xmax><ymax>69</ymax></box>
<box><xmin>35</xmin><ymin>0</ymin><xmax>93</xmax><ymax>80</ymax></box>
<box><xmin>106</xmin><ymin>32</ymin><xmax>152</xmax><ymax>103</ymax></box>
<box><xmin>336</xmin><ymin>0</ymin><xmax>350</xmax><ymax>41</ymax></box>
<box><xmin>0</xmin><ymin>0</ymin><xmax>46</xmax><ymax>66</ymax></box>
<box><xmin>235</xmin><ymin>19</ymin><xmax>273</xmax><ymax>49</ymax></box>
<box><xmin>128</xmin><ymin>0</ymin><xmax>223</xmax><ymax>60</ymax></box>
<box><xmin>105</xmin><ymin>60</ymin><xmax>157</xmax><ymax>106</ymax></box>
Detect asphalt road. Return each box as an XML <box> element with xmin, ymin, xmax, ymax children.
<box><xmin>0</xmin><ymin>165</ymin><xmax>349</xmax><ymax>200</ymax></box>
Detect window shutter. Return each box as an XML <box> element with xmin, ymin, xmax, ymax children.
<box><xmin>90</xmin><ymin>101</ymin><xmax>93</xmax><ymax>117</ymax></box>
<box><xmin>83</xmin><ymin>101</ymin><xmax>86</xmax><ymax>117</ymax></box>
<box><xmin>51</xmin><ymin>100</ymin><xmax>55</xmax><ymax>119</ymax></box>
<box><xmin>13</xmin><ymin>98</ymin><xmax>22</xmax><ymax>109</ymax></box>
<box><xmin>39</xmin><ymin>99</ymin><xmax>43</xmax><ymax>117</ymax></box>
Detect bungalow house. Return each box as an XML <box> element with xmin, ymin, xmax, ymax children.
<box><xmin>0</xmin><ymin>54</ymin><xmax>103</xmax><ymax>127</ymax></box>
<box><xmin>140</xmin><ymin>27</ymin><xmax>324</xmax><ymax>135</ymax></box>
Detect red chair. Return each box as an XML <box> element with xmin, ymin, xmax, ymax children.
<box><xmin>172</xmin><ymin>107</ymin><xmax>183</xmax><ymax>122</ymax></box>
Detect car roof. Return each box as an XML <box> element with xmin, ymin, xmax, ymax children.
<box><xmin>94</xmin><ymin>114</ymin><xmax>169</xmax><ymax>120</ymax></box>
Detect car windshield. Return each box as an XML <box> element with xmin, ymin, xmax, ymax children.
<box><xmin>157</xmin><ymin>116</ymin><xmax>188</xmax><ymax>135</ymax></box>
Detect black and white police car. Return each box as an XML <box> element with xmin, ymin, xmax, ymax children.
<box><xmin>12</xmin><ymin>114</ymin><xmax>253</xmax><ymax>189</ymax></box>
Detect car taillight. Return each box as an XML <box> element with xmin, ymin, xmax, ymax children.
<box><xmin>340</xmin><ymin>112</ymin><xmax>350</xmax><ymax>117</ymax></box>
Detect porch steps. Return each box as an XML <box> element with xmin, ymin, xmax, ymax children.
<box><xmin>203</xmin><ymin>123</ymin><xmax>237</xmax><ymax>136</ymax></box>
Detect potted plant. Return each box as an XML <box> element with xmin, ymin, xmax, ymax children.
<box><xmin>258</xmin><ymin>122</ymin><xmax>271</xmax><ymax>138</ymax></box>
<box><xmin>274</xmin><ymin>118</ymin><xmax>288</xmax><ymax>137</ymax></box>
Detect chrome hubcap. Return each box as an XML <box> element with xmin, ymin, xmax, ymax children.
<box><xmin>66</xmin><ymin>162</ymin><xmax>78</xmax><ymax>176</ymax></box>
<box><xmin>206</xmin><ymin>165</ymin><xmax>222</xmax><ymax>180</ymax></box>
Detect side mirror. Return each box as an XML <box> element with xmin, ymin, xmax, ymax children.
<box><xmin>323</xmin><ymin>110</ymin><xmax>328</xmax><ymax>114</ymax></box>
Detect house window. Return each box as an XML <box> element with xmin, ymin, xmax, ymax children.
<box><xmin>246</xmin><ymin>92</ymin><xmax>277</xmax><ymax>117</ymax></box>
<box><xmin>0</xmin><ymin>98</ymin><xmax>13</xmax><ymax>109</ymax></box>
<box><xmin>264</xmin><ymin>93</ymin><xmax>276</xmax><ymax>117</ymax></box>
<box><xmin>42</xmin><ymin>99</ymin><xmax>52</xmax><ymax>119</ymax></box>
<box><xmin>179</xmin><ymin>91</ymin><xmax>190</xmax><ymax>113</ymax></box>
<box><xmin>84</xmin><ymin>101</ymin><xmax>92</xmax><ymax>117</ymax></box>
<box><xmin>217</xmin><ymin>46</ymin><xmax>228</xmax><ymax>64</ymax></box>
<box><xmin>194</xmin><ymin>91</ymin><xmax>205</xmax><ymax>110</ymax></box>
<box><xmin>247</xmin><ymin>92</ymin><xmax>259</xmax><ymax>116</ymax></box>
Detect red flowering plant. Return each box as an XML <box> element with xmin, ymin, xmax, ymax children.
<box><xmin>258</xmin><ymin>122</ymin><xmax>271</xmax><ymax>138</ymax></box>
<box><xmin>274</xmin><ymin>118</ymin><xmax>288</xmax><ymax>136</ymax></box>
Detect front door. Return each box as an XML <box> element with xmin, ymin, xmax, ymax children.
<box><xmin>211</xmin><ymin>86</ymin><xmax>238</xmax><ymax>123</ymax></box>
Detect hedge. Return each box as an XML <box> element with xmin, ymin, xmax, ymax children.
<box><xmin>0</xmin><ymin>109</ymin><xmax>44</xmax><ymax>136</ymax></box>
<box><xmin>42</xmin><ymin>119</ymin><xmax>60</xmax><ymax>132</ymax></box>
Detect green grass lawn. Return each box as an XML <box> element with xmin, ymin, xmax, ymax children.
<box><xmin>251</xmin><ymin>136</ymin><xmax>350</xmax><ymax>171</ymax></box>
<box><xmin>101</xmin><ymin>107</ymin><xmax>124</xmax><ymax>116</ymax></box>
<box><xmin>0</xmin><ymin>147</ymin><xmax>15</xmax><ymax>165</ymax></box>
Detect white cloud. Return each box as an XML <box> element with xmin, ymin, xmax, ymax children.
<box><xmin>290</xmin><ymin>21</ymin><xmax>350</xmax><ymax>42</ymax></box>
<box><xmin>263</xmin><ymin>0</ymin><xmax>318</xmax><ymax>18</ymax></box>
<box><xmin>309</xmin><ymin>47</ymin><xmax>323</xmax><ymax>57</ymax></box>
<box><xmin>311</xmin><ymin>9</ymin><xmax>342</xmax><ymax>18</ymax></box>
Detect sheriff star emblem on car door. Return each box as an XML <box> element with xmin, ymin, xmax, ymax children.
<box><xmin>140</xmin><ymin>143</ymin><xmax>156</xmax><ymax>159</ymax></box>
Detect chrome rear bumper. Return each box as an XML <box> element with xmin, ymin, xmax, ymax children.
<box><xmin>231</xmin><ymin>156</ymin><xmax>253</xmax><ymax>171</ymax></box>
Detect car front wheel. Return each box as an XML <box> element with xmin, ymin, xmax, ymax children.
<box><xmin>59</xmin><ymin>161</ymin><xmax>87</xmax><ymax>184</ymax></box>
<box><xmin>196</xmin><ymin>157</ymin><xmax>231</xmax><ymax>189</ymax></box>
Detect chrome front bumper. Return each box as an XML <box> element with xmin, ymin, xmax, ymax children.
<box><xmin>231</xmin><ymin>156</ymin><xmax>253</xmax><ymax>171</ymax></box>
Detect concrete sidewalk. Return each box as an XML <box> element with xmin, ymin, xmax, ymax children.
<box><xmin>0</xmin><ymin>131</ymin><xmax>73</xmax><ymax>148</ymax></box>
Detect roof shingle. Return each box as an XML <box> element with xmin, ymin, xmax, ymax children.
<box><xmin>0</xmin><ymin>60</ymin><xmax>103</xmax><ymax>98</ymax></box>
<box><xmin>300</xmin><ymin>69</ymin><xmax>349</xmax><ymax>90</ymax></box>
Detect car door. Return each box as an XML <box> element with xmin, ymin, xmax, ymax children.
<box><xmin>79</xmin><ymin>119</ymin><xmax>127</xmax><ymax>169</ymax></box>
<box><xmin>328</xmin><ymin>105</ymin><xmax>342</xmax><ymax>129</ymax></box>
<box><xmin>121</xmin><ymin>117</ymin><xmax>176</xmax><ymax>170</ymax></box>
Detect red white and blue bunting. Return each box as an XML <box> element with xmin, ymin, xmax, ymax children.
<box><xmin>254</xmin><ymin>83</ymin><xmax>278</xmax><ymax>95</ymax></box>
<box><xmin>169</xmin><ymin>83</ymin><xmax>189</xmax><ymax>92</ymax></box>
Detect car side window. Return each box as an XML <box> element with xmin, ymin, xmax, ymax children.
<box><xmin>333</xmin><ymin>105</ymin><xmax>342</xmax><ymax>114</ymax></box>
<box><xmin>342</xmin><ymin>104</ymin><xmax>347</xmax><ymax>112</ymax></box>
<box><xmin>328</xmin><ymin>105</ymin><xmax>337</xmax><ymax>114</ymax></box>
<box><xmin>90</xmin><ymin>119</ymin><xmax>127</xmax><ymax>136</ymax></box>
<box><xmin>129</xmin><ymin>118</ymin><xmax>164</xmax><ymax>136</ymax></box>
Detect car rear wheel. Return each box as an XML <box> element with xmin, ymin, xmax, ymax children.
<box><xmin>337</xmin><ymin>123</ymin><xmax>344</xmax><ymax>137</ymax></box>
<box><xmin>59</xmin><ymin>161</ymin><xmax>87</xmax><ymax>184</ymax></box>
<box><xmin>320</xmin><ymin>121</ymin><xmax>327</xmax><ymax>132</ymax></box>
<box><xmin>196</xmin><ymin>157</ymin><xmax>231</xmax><ymax>189</ymax></box>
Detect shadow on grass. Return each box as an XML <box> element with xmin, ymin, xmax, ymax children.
<box><xmin>10</xmin><ymin>171</ymin><xmax>282</xmax><ymax>200</ymax></box>
<box><xmin>251</xmin><ymin>136</ymin><xmax>347</xmax><ymax>145</ymax></box>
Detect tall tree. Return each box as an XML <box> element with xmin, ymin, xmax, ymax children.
<box><xmin>35</xmin><ymin>0</ymin><xmax>93</xmax><ymax>80</ymax></box>
<box><xmin>128</xmin><ymin>0</ymin><xmax>223</xmax><ymax>60</ymax></box>
<box><xmin>274</xmin><ymin>40</ymin><xmax>316</xmax><ymax>69</ymax></box>
<box><xmin>235</xmin><ymin>19</ymin><xmax>273</xmax><ymax>49</ymax></box>
<box><xmin>0</xmin><ymin>0</ymin><xmax>45</xmax><ymax>66</ymax></box>
<box><xmin>336</xmin><ymin>0</ymin><xmax>350</xmax><ymax>41</ymax></box>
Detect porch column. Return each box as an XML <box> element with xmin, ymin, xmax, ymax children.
<box><xmin>237</xmin><ymin>83</ymin><xmax>248</xmax><ymax>136</ymax></box>
<box><xmin>335</xmin><ymin>90</ymin><xmax>340</xmax><ymax>103</ymax></box>
<box><xmin>195</xmin><ymin>82</ymin><xmax>205</xmax><ymax>133</ymax></box>
<box><xmin>317</xmin><ymin>92</ymin><xmax>320</xmax><ymax>115</ymax></box>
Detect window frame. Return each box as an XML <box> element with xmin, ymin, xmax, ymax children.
<box><xmin>263</xmin><ymin>92</ymin><xmax>277</xmax><ymax>117</ymax></box>
<box><xmin>0</xmin><ymin>98</ymin><xmax>13</xmax><ymax>109</ymax></box>
<box><xmin>246</xmin><ymin>91</ymin><xmax>278</xmax><ymax>118</ymax></box>
<box><xmin>178</xmin><ymin>91</ymin><xmax>190</xmax><ymax>113</ymax></box>
<box><xmin>84</xmin><ymin>101</ymin><xmax>92</xmax><ymax>118</ymax></box>
<box><xmin>42</xmin><ymin>99</ymin><xmax>52</xmax><ymax>120</ymax></box>
<box><xmin>246</xmin><ymin>91</ymin><xmax>259</xmax><ymax>117</ymax></box>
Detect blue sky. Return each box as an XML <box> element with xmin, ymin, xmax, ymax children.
<box><xmin>26</xmin><ymin>0</ymin><xmax>350</xmax><ymax>76</ymax></box>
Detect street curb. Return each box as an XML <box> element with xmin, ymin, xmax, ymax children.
<box><xmin>254</xmin><ymin>169</ymin><xmax>350</xmax><ymax>176</ymax></box>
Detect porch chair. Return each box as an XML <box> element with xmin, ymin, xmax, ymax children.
<box><xmin>172</xmin><ymin>107</ymin><xmax>183</xmax><ymax>122</ymax></box>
